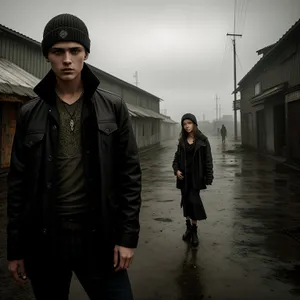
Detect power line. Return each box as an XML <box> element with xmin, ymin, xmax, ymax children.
<box><xmin>217</xmin><ymin>37</ymin><xmax>230</xmax><ymax>86</ymax></box>
<box><xmin>236</xmin><ymin>51</ymin><xmax>243</xmax><ymax>72</ymax></box>
<box><xmin>234</xmin><ymin>0</ymin><xmax>237</xmax><ymax>33</ymax></box>
<box><xmin>236</xmin><ymin>0</ymin><xmax>246</xmax><ymax>33</ymax></box>
<box><xmin>239</xmin><ymin>0</ymin><xmax>249</xmax><ymax>34</ymax></box>
<box><xmin>237</xmin><ymin>0</ymin><xmax>244</xmax><ymax>29</ymax></box>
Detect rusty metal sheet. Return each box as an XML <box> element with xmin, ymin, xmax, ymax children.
<box><xmin>0</xmin><ymin>58</ymin><xmax>39</xmax><ymax>97</ymax></box>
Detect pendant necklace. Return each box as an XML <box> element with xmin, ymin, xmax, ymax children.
<box><xmin>58</xmin><ymin>91</ymin><xmax>83</xmax><ymax>132</ymax></box>
<box><xmin>62</xmin><ymin>101</ymin><xmax>80</xmax><ymax>132</ymax></box>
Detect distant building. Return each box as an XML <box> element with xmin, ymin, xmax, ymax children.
<box><xmin>159</xmin><ymin>113</ymin><xmax>178</xmax><ymax>141</ymax></box>
<box><xmin>236</xmin><ymin>18</ymin><xmax>300</xmax><ymax>166</ymax></box>
<box><xmin>197</xmin><ymin>120</ymin><xmax>214</xmax><ymax>136</ymax></box>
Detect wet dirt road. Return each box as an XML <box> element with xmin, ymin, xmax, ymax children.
<box><xmin>1</xmin><ymin>137</ymin><xmax>300</xmax><ymax>299</ymax></box>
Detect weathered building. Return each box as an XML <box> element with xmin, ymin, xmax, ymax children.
<box><xmin>159</xmin><ymin>113</ymin><xmax>178</xmax><ymax>141</ymax></box>
<box><xmin>237</xmin><ymin>19</ymin><xmax>300</xmax><ymax>166</ymax></box>
<box><xmin>0</xmin><ymin>23</ymin><xmax>176</xmax><ymax>155</ymax></box>
<box><xmin>0</xmin><ymin>58</ymin><xmax>39</xmax><ymax>169</ymax></box>
<box><xmin>88</xmin><ymin>65</ymin><xmax>164</xmax><ymax>148</ymax></box>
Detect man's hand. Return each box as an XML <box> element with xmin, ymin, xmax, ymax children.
<box><xmin>8</xmin><ymin>260</ymin><xmax>27</xmax><ymax>284</ymax></box>
<box><xmin>114</xmin><ymin>245</ymin><xmax>134</xmax><ymax>272</ymax></box>
<box><xmin>177</xmin><ymin>170</ymin><xmax>184</xmax><ymax>180</ymax></box>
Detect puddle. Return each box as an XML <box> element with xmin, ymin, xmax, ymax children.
<box><xmin>156</xmin><ymin>200</ymin><xmax>174</xmax><ymax>203</ymax></box>
<box><xmin>153</xmin><ymin>218</ymin><xmax>173</xmax><ymax>222</ymax></box>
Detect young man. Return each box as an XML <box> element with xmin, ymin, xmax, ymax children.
<box><xmin>7</xmin><ymin>13</ymin><xmax>142</xmax><ymax>299</ymax></box>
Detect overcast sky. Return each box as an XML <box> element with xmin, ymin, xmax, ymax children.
<box><xmin>1</xmin><ymin>0</ymin><xmax>300</xmax><ymax>122</ymax></box>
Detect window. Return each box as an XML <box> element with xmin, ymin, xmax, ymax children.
<box><xmin>254</xmin><ymin>82</ymin><xmax>261</xmax><ymax>96</ymax></box>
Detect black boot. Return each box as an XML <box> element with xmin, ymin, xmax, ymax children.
<box><xmin>191</xmin><ymin>224</ymin><xmax>199</xmax><ymax>247</ymax></box>
<box><xmin>182</xmin><ymin>220</ymin><xmax>192</xmax><ymax>241</ymax></box>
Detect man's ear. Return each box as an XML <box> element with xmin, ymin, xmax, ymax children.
<box><xmin>84</xmin><ymin>52</ymin><xmax>89</xmax><ymax>60</ymax></box>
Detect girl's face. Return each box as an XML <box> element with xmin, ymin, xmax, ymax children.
<box><xmin>183</xmin><ymin>119</ymin><xmax>194</xmax><ymax>134</ymax></box>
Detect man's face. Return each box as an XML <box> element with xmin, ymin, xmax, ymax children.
<box><xmin>183</xmin><ymin>119</ymin><xmax>194</xmax><ymax>134</ymax></box>
<box><xmin>47</xmin><ymin>42</ymin><xmax>88</xmax><ymax>81</ymax></box>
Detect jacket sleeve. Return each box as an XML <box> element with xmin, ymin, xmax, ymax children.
<box><xmin>115</xmin><ymin>99</ymin><xmax>142</xmax><ymax>248</ymax></box>
<box><xmin>6</xmin><ymin>110</ymin><xmax>26</xmax><ymax>261</ymax></box>
<box><xmin>172</xmin><ymin>144</ymin><xmax>180</xmax><ymax>175</ymax></box>
<box><xmin>205</xmin><ymin>139</ymin><xmax>214</xmax><ymax>185</ymax></box>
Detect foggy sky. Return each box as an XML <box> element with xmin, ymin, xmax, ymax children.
<box><xmin>1</xmin><ymin>0</ymin><xmax>300</xmax><ymax>122</ymax></box>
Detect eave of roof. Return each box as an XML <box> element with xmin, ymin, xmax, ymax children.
<box><xmin>0</xmin><ymin>58</ymin><xmax>40</xmax><ymax>97</ymax></box>
<box><xmin>238</xmin><ymin>18</ymin><xmax>300</xmax><ymax>87</ymax></box>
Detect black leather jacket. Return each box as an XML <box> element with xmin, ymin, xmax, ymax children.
<box><xmin>7</xmin><ymin>64</ymin><xmax>142</xmax><ymax>261</ymax></box>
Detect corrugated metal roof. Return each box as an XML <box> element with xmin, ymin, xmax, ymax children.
<box><xmin>143</xmin><ymin>108</ymin><xmax>165</xmax><ymax>119</ymax></box>
<box><xmin>0</xmin><ymin>24</ymin><xmax>40</xmax><ymax>47</ymax></box>
<box><xmin>126</xmin><ymin>103</ymin><xmax>164</xmax><ymax>119</ymax></box>
<box><xmin>0</xmin><ymin>58</ymin><xmax>40</xmax><ymax>97</ymax></box>
<box><xmin>159</xmin><ymin>113</ymin><xmax>177</xmax><ymax>124</ymax></box>
<box><xmin>162</xmin><ymin>117</ymin><xmax>177</xmax><ymax>124</ymax></box>
<box><xmin>128</xmin><ymin>110</ymin><xmax>138</xmax><ymax>117</ymax></box>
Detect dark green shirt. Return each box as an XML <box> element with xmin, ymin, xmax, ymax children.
<box><xmin>55</xmin><ymin>94</ymin><xmax>88</xmax><ymax>216</ymax></box>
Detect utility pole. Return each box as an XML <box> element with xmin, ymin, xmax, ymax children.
<box><xmin>203</xmin><ymin>113</ymin><xmax>205</xmax><ymax>121</ymax></box>
<box><xmin>215</xmin><ymin>94</ymin><xmax>219</xmax><ymax>121</ymax></box>
<box><xmin>227</xmin><ymin>33</ymin><xmax>242</xmax><ymax>140</ymax></box>
<box><xmin>133</xmin><ymin>71</ymin><xmax>139</xmax><ymax>87</ymax></box>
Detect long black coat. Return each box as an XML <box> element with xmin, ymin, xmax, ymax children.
<box><xmin>172</xmin><ymin>133</ymin><xmax>214</xmax><ymax>190</ymax></box>
<box><xmin>6</xmin><ymin>64</ymin><xmax>142</xmax><ymax>264</ymax></box>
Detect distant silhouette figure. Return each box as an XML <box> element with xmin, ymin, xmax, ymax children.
<box><xmin>220</xmin><ymin>124</ymin><xmax>227</xmax><ymax>143</ymax></box>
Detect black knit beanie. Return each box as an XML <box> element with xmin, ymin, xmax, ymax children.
<box><xmin>181</xmin><ymin>113</ymin><xmax>198</xmax><ymax>127</ymax></box>
<box><xmin>42</xmin><ymin>13</ymin><xmax>90</xmax><ymax>57</ymax></box>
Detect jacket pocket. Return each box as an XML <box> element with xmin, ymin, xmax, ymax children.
<box><xmin>97</xmin><ymin>122</ymin><xmax>119</xmax><ymax>153</ymax></box>
<box><xmin>97</xmin><ymin>122</ymin><xmax>118</xmax><ymax>135</ymax></box>
<box><xmin>23</xmin><ymin>132</ymin><xmax>45</xmax><ymax>171</ymax></box>
<box><xmin>23</xmin><ymin>133</ymin><xmax>45</xmax><ymax>148</ymax></box>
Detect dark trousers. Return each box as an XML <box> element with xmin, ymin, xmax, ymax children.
<box><xmin>30</xmin><ymin>265</ymin><xmax>132</xmax><ymax>300</ymax></box>
<box><xmin>26</xmin><ymin>218</ymin><xmax>133</xmax><ymax>300</ymax></box>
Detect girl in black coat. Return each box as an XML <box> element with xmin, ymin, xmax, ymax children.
<box><xmin>172</xmin><ymin>113</ymin><xmax>213</xmax><ymax>247</ymax></box>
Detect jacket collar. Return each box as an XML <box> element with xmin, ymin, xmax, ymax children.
<box><xmin>193</xmin><ymin>132</ymin><xmax>206</xmax><ymax>152</ymax></box>
<box><xmin>33</xmin><ymin>63</ymin><xmax>100</xmax><ymax>103</ymax></box>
